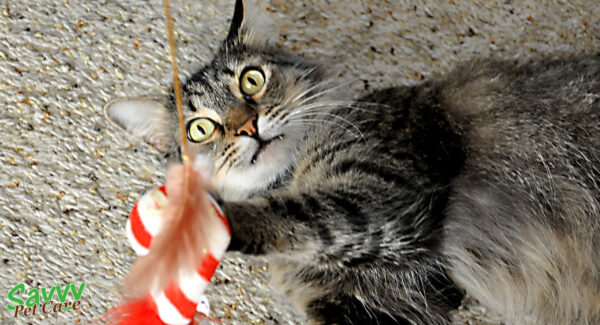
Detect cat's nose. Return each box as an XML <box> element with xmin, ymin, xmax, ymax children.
<box><xmin>234</xmin><ymin>113</ymin><xmax>258</xmax><ymax>137</ymax></box>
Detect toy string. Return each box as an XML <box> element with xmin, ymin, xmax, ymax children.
<box><xmin>163</xmin><ymin>0</ymin><xmax>194</xmax><ymax>226</ymax></box>
<box><xmin>162</xmin><ymin>0</ymin><xmax>195</xmax><ymax>271</ymax></box>
<box><xmin>162</xmin><ymin>0</ymin><xmax>190</xmax><ymax>163</ymax></box>
<box><xmin>93</xmin><ymin>3</ymin><xmax>197</xmax><ymax>325</ymax></box>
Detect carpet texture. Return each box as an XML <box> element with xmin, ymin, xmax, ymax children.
<box><xmin>0</xmin><ymin>0</ymin><xmax>598</xmax><ymax>324</ymax></box>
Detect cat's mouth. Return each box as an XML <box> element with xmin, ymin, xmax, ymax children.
<box><xmin>250</xmin><ymin>134</ymin><xmax>284</xmax><ymax>164</ymax></box>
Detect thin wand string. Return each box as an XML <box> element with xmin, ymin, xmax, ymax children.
<box><xmin>163</xmin><ymin>0</ymin><xmax>189</xmax><ymax>163</ymax></box>
<box><xmin>163</xmin><ymin>0</ymin><xmax>193</xmax><ymax>250</ymax></box>
<box><xmin>94</xmin><ymin>3</ymin><xmax>194</xmax><ymax>324</ymax></box>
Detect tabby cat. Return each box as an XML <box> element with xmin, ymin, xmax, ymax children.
<box><xmin>105</xmin><ymin>0</ymin><xmax>600</xmax><ymax>324</ymax></box>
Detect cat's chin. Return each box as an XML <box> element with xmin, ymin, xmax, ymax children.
<box><xmin>250</xmin><ymin>134</ymin><xmax>284</xmax><ymax>165</ymax></box>
<box><xmin>214</xmin><ymin>137</ymin><xmax>297</xmax><ymax>201</ymax></box>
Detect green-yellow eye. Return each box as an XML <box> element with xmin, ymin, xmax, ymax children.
<box><xmin>240</xmin><ymin>68</ymin><xmax>265</xmax><ymax>96</ymax></box>
<box><xmin>187</xmin><ymin>118</ymin><xmax>216</xmax><ymax>143</ymax></box>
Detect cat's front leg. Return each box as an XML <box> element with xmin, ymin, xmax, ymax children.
<box><xmin>221</xmin><ymin>191</ymin><xmax>325</xmax><ymax>255</ymax></box>
<box><xmin>219</xmin><ymin>188</ymin><xmax>463</xmax><ymax>325</ymax></box>
<box><xmin>306</xmin><ymin>294</ymin><xmax>411</xmax><ymax>325</ymax></box>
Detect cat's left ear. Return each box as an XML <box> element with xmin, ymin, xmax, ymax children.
<box><xmin>104</xmin><ymin>98</ymin><xmax>177</xmax><ymax>153</ymax></box>
<box><xmin>226</xmin><ymin>0</ymin><xmax>245</xmax><ymax>42</ymax></box>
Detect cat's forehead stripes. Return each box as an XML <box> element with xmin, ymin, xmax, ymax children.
<box><xmin>184</xmin><ymin>58</ymin><xmax>274</xmax><ymax>112</ymax></box>
<box><xmin>188</xmin><ymin>95</ymin><xmax>223</xmax><ymax>125</ymax></box>
<box><xmin>184</xmin><ymin>67</ymin><xmax>238</xmax><ymax>112</ymax></box>
<box><xmin>222</xmin><ymin>68</ymin><xmax>235</xmax><ymax>76</ymax></box>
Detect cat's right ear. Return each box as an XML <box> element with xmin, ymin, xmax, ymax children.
<box><xmin>225</xmin><ymin>0</ymin><xmax>245</xmax><ymax>42</ymax></box>
<box><xmin>104</xmin><ymin>98</ymin><xmax>176</xmax><ymax>153</ymax></box>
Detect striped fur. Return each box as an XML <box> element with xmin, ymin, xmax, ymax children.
<box><xmin>107</xmin><ymin>1</ymin><xmax>600</xmax><ymax>324</ymax></box>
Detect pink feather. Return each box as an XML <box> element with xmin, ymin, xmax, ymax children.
<box><xmin>125</xmin><ymin>162</ymin><xmax>213</xmax><ymax>297</ymax></box>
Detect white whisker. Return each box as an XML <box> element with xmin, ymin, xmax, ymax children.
<box><xmin>286</xmin><ymin>120</ymin><xmax>360</xmax><ymax>140</ymax></box>
<box><xmin>286</xmin><ymin>117</ymin><xmax>365</xmax><ymax>141</ymax></box>
<box><xmin>267</xmin><ymin>78</ymin><xmax>340</xmax><ymax>119</ymax></box>
<box><xmin>291</xmin><ymin>80</ymin><xmax>351</xmax><ymax>108</ymax></box>
<box><xmin>283</xmin><ymin>78</ymin><xmax>340</xmax><ymax>109</ymax></box>
<box><xmin>287</xmin><ymin>100</ymin><xmax>380</xmax><ymax>117</ymax></box>
<box><xmin>287</xmin><ymin>112</ymin><xmax>366</xmax><ymax>141</ymax></box>
<box><xmin>297</xmin><ymin>66</ymin><xmax>318</xmax><ymax>82</ymax></box>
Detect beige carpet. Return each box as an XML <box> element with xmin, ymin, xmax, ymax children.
<box><xmin>0</xmin><ymin>0</ymin><xmax>598</xmax><ymax>324</ymax></box>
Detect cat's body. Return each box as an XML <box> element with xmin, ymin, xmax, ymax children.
<box><xmin>106</xmin><ymin>1</ymin><xmax>600</xmax><ymax>324</ymax></box>
<box><xmin>224</xmin><ymin>57</ymin><xmax>600</xmax><ymax>325</ymax></box>
<box><xmin>440</xmin><ymin>58</ymin><xmax>600</xmax><ymax>325</ymax></box>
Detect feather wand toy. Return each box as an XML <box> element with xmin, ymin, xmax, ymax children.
<box><xmin>103</xmin><ymin>0</ymin><xmax>231</xmax><ymax>324</ymax></box>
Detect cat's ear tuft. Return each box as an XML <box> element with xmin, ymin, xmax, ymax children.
<box><xmin>226</xmin><ymin>0</ymin><xmax>245</xmax><ymax>42</ymax></box>
<box><xmin>104</xmin><ymin>98</ymin><xmax>176</xmax><ymax>153</ymax></box>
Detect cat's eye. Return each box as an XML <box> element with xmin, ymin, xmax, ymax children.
<box><xmin>187</xmin><ymin>118</ymin><xmax>216</xmax><ymax>143</ymax></box>
<box><xmin>240</xmin><ymin>68</ymin><xmax>265</xmax><ymax>96</ymax></box>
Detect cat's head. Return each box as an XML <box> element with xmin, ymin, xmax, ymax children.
<box><xmin>106</xmin><ymin>0</ymin><xmax>334</xmax><ymax>200</ymax></box>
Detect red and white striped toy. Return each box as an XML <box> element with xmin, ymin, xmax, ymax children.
<box><xmin>114</xmin><ymin>179</ymin><xmax>230</xmax><ymax>325</ymax></box>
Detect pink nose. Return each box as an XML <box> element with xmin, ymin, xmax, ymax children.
<box><xmin>234</xmin><ymin>114</ymin><xmax>257</xmax><ymax>137</ymax></box>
